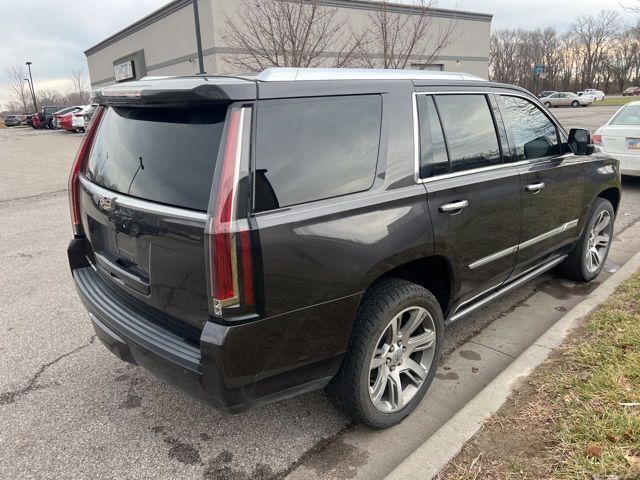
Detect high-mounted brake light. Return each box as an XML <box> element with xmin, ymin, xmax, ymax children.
<box><xmin>207</xmin><ymin>107</ymin><xmax>255</xmax><ymax>317</ymax></box>
<box><xmin>68</xmin><ymin>106</ymin><xmax>105</xmax><ymax>236</ymax></box>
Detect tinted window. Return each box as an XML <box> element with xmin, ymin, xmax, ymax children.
<box><xmin>499</xmin><ymin>96</ymin><xmax>560</xmax><ymax>161</ymax></box>
<box><xmin>254</xmin><ymin>96</ymin><xmax>381</xmax><ymax>212</ymax></box>
<box><xmin>434</xmin><ymin>95</ymin><xmax>501</xmax><ymax>172</ymax></box>
<box><xmin>417</xmin><ymin>95</ymin><xmax>449</xmax><ymax>177</ymax></box>
<box><xmin>84</xmin><ymin>106</ymin><xmax>227</xmax><ymax>211</ymax></box>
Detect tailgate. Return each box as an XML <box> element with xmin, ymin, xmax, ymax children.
<box><xmin>77</xmin><ymin>105</ymin><xmax>228</xmax><ymax>332</ymax></box>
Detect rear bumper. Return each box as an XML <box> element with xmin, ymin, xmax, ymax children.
<box><xmin>68</xmin><ymin>238</ymin><xmax>352</xmax><ymax>412</ymax></box>
<box><xmin>605</xmin><ymin>151</ymin><xmax>640</xmax><ymax>176</ymax></box>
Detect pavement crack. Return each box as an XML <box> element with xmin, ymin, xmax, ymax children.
<box><xmin>0</xmin><ymin>335</ymin><xmax>97</xmax><ymax>406</ymax></box>
<box><xmin>468</xmin><ymin>340</ymin><xmax>517</xmax><ymax>359</ymax></box>
<box><xmin>0</xmin><ymin>189</ymin><xmax>67</xmax><ymax>208</ymax></box>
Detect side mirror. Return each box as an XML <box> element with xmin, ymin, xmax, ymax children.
<box><xmin>568</xmin><ymin>128</ymin><xmax>594</xmax><ymax>156</ymax></box>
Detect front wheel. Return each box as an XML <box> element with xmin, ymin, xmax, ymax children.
<box><xmin>544</xmin><ymin>101</ymin><xmax>551</xmax><ymax>108</ymax></box>
<box><xmin>558</xmin><ymin>198</ymin><xmax>614</xmax><ymax>282</ymax></box>
<box><xmin>326</xmin><ymin>278</ymin><xmax>444</xmax><ymax>429</ymax></box>
<box><xmin>571</xmin><ymin>100</ymin><xmax>580</xmax><ymax>108</ymax></box>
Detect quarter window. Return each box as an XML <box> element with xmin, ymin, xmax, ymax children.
<box><xmin>499</xmin><ymin>96</ymin><xmax>560</xmax><ymax>161</ymax></box>
<box><xmin>254</xmin><ymin>95</ymin><xmax>381</xmax><ymax>212</ymax></box>
<box><xmin>434</xmin><ymin>95</ymin><xmax>502</xmax><ymax>173</ymax></box>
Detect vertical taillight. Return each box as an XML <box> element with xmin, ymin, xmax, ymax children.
<box><xmin>207</xmin><ymin>107</ymin><xmax>255</xmax><ymax>317</ymax></box>
<box><xmin>68</xmin><ymin>106</ymin><xmax>105</xmax><ymax>236</ymax></box>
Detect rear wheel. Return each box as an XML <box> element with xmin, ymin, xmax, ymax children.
<box><xmin>558</xmin><ymin>198</ymin><xmax>614</xmax><ymax>282</ymax></box>
<box><xmin>326</xmin><ymin>278</ymin><xmax>443</xmax><ymax>429</ymax></box>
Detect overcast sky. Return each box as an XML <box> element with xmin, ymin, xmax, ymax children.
<box><xmin>0</xmin><ymin>0</ymin><xmax>635</xmax><ymax>108</ymax></box>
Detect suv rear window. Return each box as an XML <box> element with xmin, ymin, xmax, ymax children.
<box><xmin>254</xmin><ymin>95</ymin><xmax>381</xmax><ymax>212</ymax></box>
<box><xmin>84</xmin><ymin>106</ymin><xmax>227</xmax><ymax>211</ymax></box>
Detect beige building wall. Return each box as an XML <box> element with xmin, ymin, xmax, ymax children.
<box><xmin>86</xmin><ymin>0</ymin><xmax>491</xmax><ymax>87</ymax></box>
<box><xmin>210</xmin><ymin>0</ymin><xmax>491</xmax><ymax>78</ymax></box>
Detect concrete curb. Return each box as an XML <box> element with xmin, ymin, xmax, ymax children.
<box><xmin>386</xmin><ymin>248</ymin><xmax>640</xmax><ymax>480</ymax></box>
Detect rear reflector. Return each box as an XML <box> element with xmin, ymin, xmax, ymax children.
<box><xmin>68</xmin><ymin>106</ymin><xmax>105</xmax><ymax>235</ymax></box>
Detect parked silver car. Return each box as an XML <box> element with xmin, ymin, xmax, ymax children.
<box><xmin>541</xmin><ymin>92</ymin><xmax>593</xmax><ymax>108</ymax></box>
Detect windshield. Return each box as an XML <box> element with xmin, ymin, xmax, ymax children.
<box><xmin>84</xmin><ymin>106</ymin><xmax>227</xmax><ymax>211</ymax></box>
<box><xmin>611</xmin><ymin>105</ymin><xmax>640</xmax><ymax>126</ymax></box>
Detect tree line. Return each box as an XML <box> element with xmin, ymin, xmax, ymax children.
<box><xmin>490</xmin><ymin>10</ymin><xmax>639</xmax><ymax>94</ymax></box>
<box><xmin>3</xmin><ymin>65</ymin><xmax>90</xmax><ymax>114</ymax></box>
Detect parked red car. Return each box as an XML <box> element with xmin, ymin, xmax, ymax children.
<box><xmin>58</xmin><ymin>112</ymin><xmax>75</xmax><ymax>132</ymax></box>
<box><xmin>52</xmin><ymin>106</ymin><xmax>82</xmax><ymax>129</ymax></box>
<box><xmin>623</xmin><ymin>86</ymin><xmax>640</xmax><ymax>96</ymax></box>
<box><xmin>31</xmin><ymin>113</ymin><xmax>45</xmax><ymax>129</ymax></box>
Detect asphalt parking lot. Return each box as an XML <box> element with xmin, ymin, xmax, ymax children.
<box><xmin>1</xmin><ymin>106</ymin><xmax>640</xmax><ymax>480</ymax></box>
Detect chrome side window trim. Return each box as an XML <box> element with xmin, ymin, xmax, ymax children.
<box><xmin>412</xmin><ymin>89</ymin><xmax>569</xmax><ymax>184</ymax></box>
<box><xmin>466</xmin><ymin>219</ymin><xmax>579</xmax><ymax>270</ymax></box>
<box><xmin>78</xmin><ymin>174</ymin><xmax>208</xmax><ymax>223</ymax></box>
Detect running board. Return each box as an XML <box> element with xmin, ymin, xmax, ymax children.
<box><xmin>447</xmin><ymin>255</ymin><xmax>567</xmax><ymax>324</ymax></box>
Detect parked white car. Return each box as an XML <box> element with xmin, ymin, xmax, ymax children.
<box><xmin>578</xmin><ymin>88</ymin><xmax>605</xmax><ymax>101</ymax></box>
<box><xmin>71</xmin><ymin>104</ymin><xmax>98</xmax><ymax>133</ymax></box>
<box><xmin>593</xmin><ymin>101</ymin><xmax>640</xmax><ymax>176</ymax></box>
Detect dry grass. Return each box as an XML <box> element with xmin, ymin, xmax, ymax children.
<box><xmin>439</xmin><ymin>273</ymin><xmax>640</xmax><ymax>480</ymax></box>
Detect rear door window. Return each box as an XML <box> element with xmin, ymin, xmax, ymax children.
<box><xmin>434</xmin><ymin>94</ymin><xmax>502</xmax><ymax>173</ymax></box>
<box><xmin>254</xmin><ymin>95</ymin><xmax>381</xmax><ymax>212</ymax></box>
<box><xmin>84</xmin><ymin>106</ymin><xmax>227</xmax><ymax>211</ymax></box>
<box><xmin>498</xmin><ymin>95</ymin><xmax>560</xmax><ymax>160</ymax></box>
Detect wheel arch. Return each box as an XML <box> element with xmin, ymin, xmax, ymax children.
<box><xmin>597</xmin><ymin>187</ymin><xmax>620</xmax><ymax>214</ymax></box>
<box><xmin>362</xmin><ymin>255</ymin><xmax>454</xmax><ymax>318</ymax></box>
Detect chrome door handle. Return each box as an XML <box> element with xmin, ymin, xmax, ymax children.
<box><xmin>525</xmin><ymin>182</ymin><xmax>545</xmax><ymax>193</ymax></box>
<box><xmin>439</xmin><ymin>200</ymin><xmax>469</xmax><ymax>213</ymax></box>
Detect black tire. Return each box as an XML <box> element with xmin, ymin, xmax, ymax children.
<box><xmin>557</xmin><ymin>198</ymin><xmax>614</xmax><ymax>282</ymax></box>
<box><xmin>572</xmin><ymin>100</ymin><xmax>580</xmax><ymax>108</ymax></box>
<box><xmin>544</xmin><ymin>101</ymin><xmax>551</xmax><ymax>108</ymax></box>
<box><xmin>46</xmin><ymin>118</ymin><xmax>53</xmax><ymax>129</ymax></box>
<box><xmin>326</xmin><ymin>278</ymin><xmax>444</xmax><ymax>429</ymax></box>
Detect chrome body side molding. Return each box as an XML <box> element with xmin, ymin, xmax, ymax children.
<box><xmin>468</xmin><ymin>219</ymin><xmax>579</xmax><ymax>270</ymax></box>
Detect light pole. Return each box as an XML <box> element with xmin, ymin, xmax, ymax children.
<box><xmin>23</xmin><ymin>78</ymin><xmax>35</xmax><ymax>112</ymax></box>
<box><xmin>25</xmin><ymin>61</ymin><xmax>37</xmax><ymax>112</ymax></box>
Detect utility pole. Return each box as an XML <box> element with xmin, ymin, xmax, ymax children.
<box><xmin>25</xmin><ymin>61</ymin><xmax>37</xmax><ymax>112</ymax></box>
<box><xmin>192</xmin><ymin>0</ymin><xmax>206</xmax><ymax>74</ymax></box>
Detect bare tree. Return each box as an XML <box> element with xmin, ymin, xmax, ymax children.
<box><xmin>352</xmin><ymin>0</ymin><xmax>457</xmax><ymax>69</ymax></box>
<box><xmin>5</xmin><ymin>64</ymin><xmax>30</xmax><ymax>112</ymax></box>
<box><xmin>66</xmin><ymin>68</ymin><xmax>90</xmax><ymax>105</ymax></box>
<box><xmin>221</xmin><ymin>0</ymin><xmax>360</xmax><ymax>71</ymax></box>
<box><xmin>36</xmin><ymin>89</ymin><xmax>62</xmax><ymax>107</ymax></box>
<box><xmin>570</xmin><ymin>10</ymin><xmax>620</xmax><ymax>89</ymax></box>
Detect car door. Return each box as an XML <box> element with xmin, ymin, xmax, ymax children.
<box><xmin>496</xmin><ymin>93</ymin><xmax>584</xmax><ymax>277</ymax></box>
<box><xmin>415</xmin><ymin>92</ymin><xmax>521</xmax><ymax>312</ymax></box>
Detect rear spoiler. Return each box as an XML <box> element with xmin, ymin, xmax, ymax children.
<box><xmin>94</xmin><ymin>77</ymin><xmax>257</xmax><ymax>107</ymax></box>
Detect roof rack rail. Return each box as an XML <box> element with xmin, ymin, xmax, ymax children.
<box><xmin>254</xmin><ymin>67</ymin><xmax>485</xmax><ymax>82</ymax></box>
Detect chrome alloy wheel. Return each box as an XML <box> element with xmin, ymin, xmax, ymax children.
<box><xmin>586</xmin><ymin>209</ymin><xmax>612</xmax><ymax>273</ymax></box>
<box><xmin>368</xmin><ymin>306</ymin><xmax>437</xmax><ymax>413</ymax></box>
